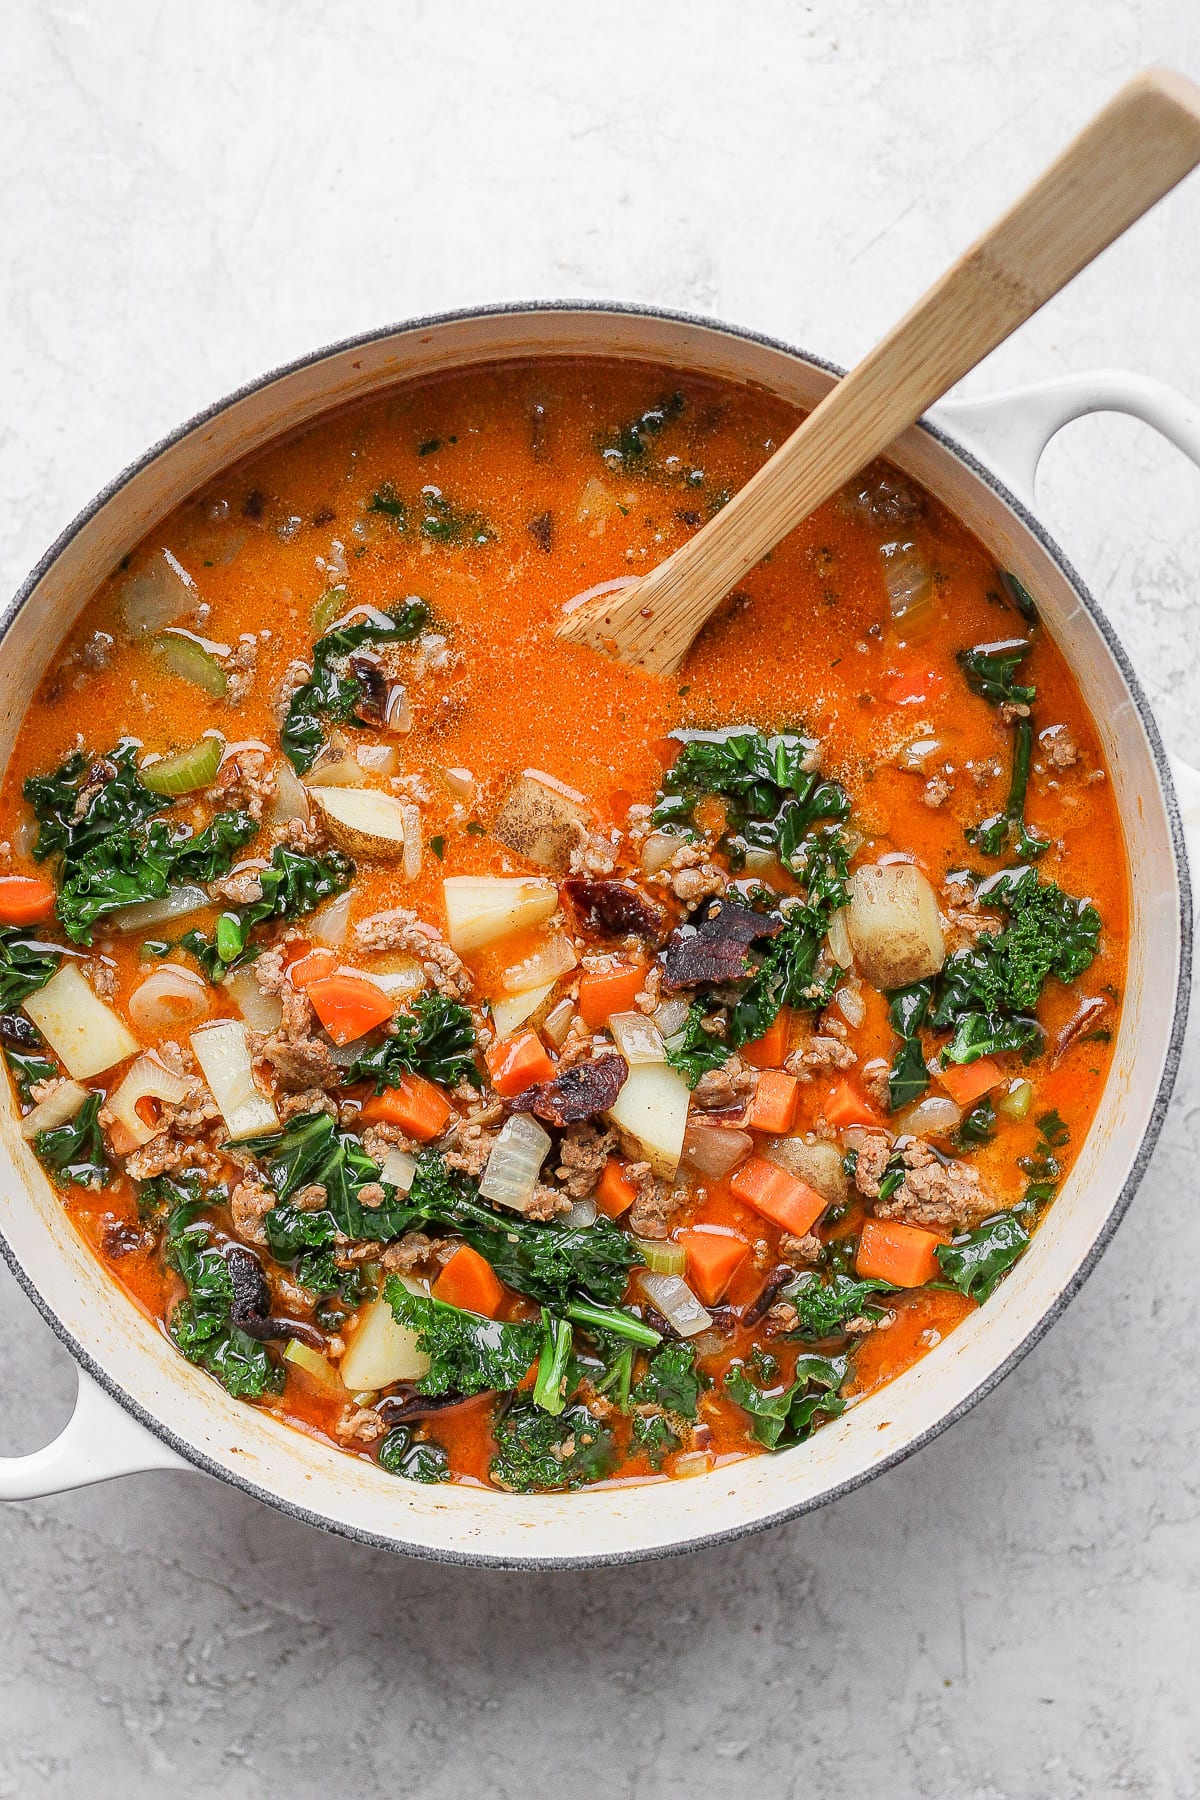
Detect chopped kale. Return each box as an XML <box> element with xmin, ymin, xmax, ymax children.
<box><xmin>366</xmin><ymin>483</ymin><xmax>408</xmax><ymax>524</ymax></box>
<box><xmin>630</xmin><ymin>1342</ymin><xmax>703</xmax><ymax>1419</ymax></box>
<box><xmin>786</xmin><ymin>1272</ymin><xmax>897</xmax><ymax>1339</ymax></box>
<box><xmin>343</xmin><ymin>993</ymin><xmax>479</xmax><ymax>1091</ymax></box>
<box><xmin>57</xmin><ymin>808</ymin><xmax>258</xmax><ymax>942</ymax></box>
<box><xmin>281</xmin><ymin>598</ymin><xmax>431</xmax><ymax>772</ymax></box>
<box><xmin>965</xmin><ymin>718</ymin><xmax>1049</xmax><ymax>862</ymax></box>
<box><xmin>377</xmin><ymin>1426</ymin><xmax>451</xmax><ymax>1482</ymax></box>
<box><xmin>1019</xmin><ymin>1109</ymin><xmax>1071</xmax><ymax>1207</ymax></box>
<box><xmin>597</xmin><ymin>391</ymin><xmax>686</xmax><ymax>470</ymax></box>
<box><xmin>999</xmin><ymin>571</ymin><xmax>1040</xmax><ymax>623</ymax></box>
<box><xmin>416</xmin><ymin>487</ymin><xmax>495</xmax><ymax>546</ymax></box>
<box><xmin>652</xmin><ymin>729</ymin><xmax>849</xmax><ymax>873</ymax></box>
<box><xmin>877</xmin><ymin>1151</ymin><xmax>908</xmax><ymax>1204</ymax></box>
<box><xmin>384</xmin><ymin>1282</ymin><xmax>542</xmax><ymax>1396</ymax></box>
<box><xmin>490</xmin><ymin>1397</ymin><xmax>617</xmax><ymax>1492</ymax></box>
<box><xmin>441</xmin><ymin>1189</ymin><xmax>641</xmax><ymax>1310</ymax></box>
<box><xmin>936</xmin><ymin>1211</ymin><xmax>1030</xmax><ymax>1303</ymax></box>
<box><xmin>632</xmin><ymin>1410</ymin><xmax>681</xmax><ymax>1466</ymax></box>
<box><xmin>24</xmin><ymin>741</ymin><xmax>163</xmax><ymax>867</ymax></box>
<box><xmin>725</xmin><ymin>1352</ymin><xmax>849</xmax><ymax>1449</ymax></box>
<box><xmin>662</xmin><ymin>1002</ymin><xmax>732</xmax><ymax>1086</ymax></box>
<box><xmin>164</xmin><ymin>1207</ymin><xmax>281</xmax><ymax>1400</ymax></box>
<box><xmin>0</xmin><ymin>930</ymin><xmax>62</xmax><ymax>1016</ymax></box>
<box><xmin>886</xmin><ymin>979</ymin><xmax>934</xmax><ymax>1110</ymax></box>
<box><xmin>531</xmin><ymin>1311</ymin><xmax>574</xmax><ymax>1416</ymax></box>
<box><xmin>181</xmin><ymin>845</ymin><xmax>354</xmax><ymax>977</ymax></box>
<box><xmin>5</xmin><ymin>1042</ymin><xmax>60</xmax><ymax>1102</ymax></box>
<box><xmin>956</xmin><ymin>638</ymin><xmax>1037</xmax><ymax>708</ymax></box>
<box><xmin>243</xmin><ymin>1110</ymin><xmax>420</xmax><ymax>1246</ymax></box>
<box><xmin>32</xmin><ymin>1090</ymin><xmax>109</xmax><ymax>1187</ymax></box>
<box><xmin>954</xmin><ymin>1098</ymin><xmax>997</xmax><ymax>1148</ymax></box>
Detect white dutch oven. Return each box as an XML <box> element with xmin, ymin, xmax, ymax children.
<box><xmin>0</xmin><ymin>306</ymin><xmax>1196</xmax><ymax>1567</ymax></box>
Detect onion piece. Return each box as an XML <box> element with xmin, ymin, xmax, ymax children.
<box><xmin>386</xmin><ymin>686</ymin><xmax>413</xmax><ymax>734</ymax></box>
<box><xmin>223</xmin><ymin>966</ymin><xmax>283</xmax><ymax>1034</ymax></box>
<box><xmin>400</xmin><ymin>803</ymin><xmax>422</xmax><ymax>881</ymax></box>
<box><xmin>501</xmin><ymin>933</ymin><xmax>577</xmax><ymax>995</ymax></box>
<box><xmin>541</xmin><ymin>996</ymin><xmax>576</xmax><ymax>1049</ymax></box>
<box><xmin>128</xmin><ymin>965</ymin><xmax>212</xmax><ymax>1035</ymax></box>
<box><xmin>306</xmin><ymin>752</ymin><xmax>367</xmax><ymax>789</ymax></box>
<box><xmin>826</xmin><ymin>907</ymin><xmax>854</xmax><ymax>970</ymax></box>
<box><xmin>651</xmin><ymin>997</ymin><xmax>689</xmax><ymax>1038</ymax></box>
<box><xmin>118</xmin><ymin>549</ymin><xmax>197</xmax><ymax>639</ymax></box>
<box><xmin>636</xmin><ymin>1271</ymin><xmax>712</xmax><ymax>1338</ymax></box>
<box><xmin>19</xmin><ymin>1079</ymin><xmax>90</xmax><ymax>1141</ymax></box>
<box><xmin>833</xmin><ymin>981</ymin><xmax>866</xmax><ymax>1029</ymax></box>
<box><xmin>896</xmin><ymin>736</ymin><xmax>944</xmax><ymax>772</ymax></box>
<box><xmin>113</xmin><ymin>884</ymin><xmax>211</xmax><ymax>933</ymax></box>
<box><xmin>283</xmin><ymin>1338</ymin><xmax>343</xmax><ymax>1390</ymax></box>
<box><xmin>268</xmin><ymin>760</ymin><xmax>311</xmax><ymax>826</ymax></box>
<box><xmin>380</xmin><ymin>1146</ymin><xmax>417</xmax><ymax>1193</ymax></box>
<box><xmin>672</xmin><ymin>1450</ymin><xmax>715</xmax><ymax>1479</ymax></box>
<box><xmin>356</xmin><ymin>744</ymin><xmax>399</xmax><ymax>777</ymax></box>
<box><xmin>680</xmin><ymin>1122</ymin><xmax>754</xmax><ymax>1179</ymax></box>
<box><xmin>608</xmin><ymin>1010</ymin><xmax>665</xmax><ymax>1066</ymax></box>
<box><xmin>895</xmin><ymin>1093</ymin><xmax>962</xmax><ymax>1138</ymax></box>
<box><xmin>442</xmin><ymin>766</ymin><xmax>475</xmax><ymax>802</ymax></box>
<box><xmin>106</xmin><ymin>1052</ymin><xmax>194</xmax><ymax>1148</ymax></box>
<box><xmin>308</xmin><ymin>889</ymin><xmax>352</xmax><ymax>949</ymax></box>
<box><xmin>566</xmin><ymin>1197</ymin><xmax>597</xmax><ymax>1230</ymax></box>
<box><xmin>763</xmin><ymin>1136</ymin><xmax>850</xmax><ymax>1205</ymax></box>
<box><xmin>490</xmin><ymin>979</ymin><xmax>556</xmax><ymax>1040</ymax></box>
<box><xmin>633</xmin><ymin>1236</ymin><xmax>686</xmax><ymax>1276</ymax></box>
<box><xmin>478</xmin><ymin>1113</ymin><xmax>552</xmax><ymax>1212</ymax></box>
<box><xmin>640</xmin><ymin>831</ymin><xmax>679</xmax><ymax>876</ymax></box>
<box><xmin>880</xmin><ymin>540</ymin><xmax>933</xmax><ymax>621</ymax></box>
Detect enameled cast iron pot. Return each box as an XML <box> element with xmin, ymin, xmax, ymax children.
<box><xmin>1</xmin><ymin>305</ymin><xmax>1197</xmax><ymax>1567</ymax></box>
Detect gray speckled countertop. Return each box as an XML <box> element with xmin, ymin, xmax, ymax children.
<box><xmin>3</xmin><ymin>5</ymin><xmax>1199</xmax><ymax>1795</ymax></box>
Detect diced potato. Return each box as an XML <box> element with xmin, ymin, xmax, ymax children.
<box><xmin>442</xmin><ymin>875</ymin><xmax>558</xmax><ymax>953</ymax></box>
<box><xmin>846</xmin><ymin>861</ymin><xmax>945</xmax><ymax>989</ymax></box>
<box><xmin>224</xmin><ymin>965</ymin><xmax>283</xmax><ymax>1034</ymax></box>
<box><xmin>190</xmin><ymin>1020</ymin><xmax>279</xmax><ymax>1140</ymax></box>
<box><xmin>25</xmin><ymin>963</ymin><xmax>138</xmax><ymax>1080</ymax></box>
<box><xmin>340</xmin><ymin>1288</ymin><xmax>431</xmax><ymax>1390</ymax></box>
<box><xmin>493</xmin><ymin>771</ymin><xmax>591</xmax><ymax>874</ymax></box>
<box><xmin>490</xmin><ymin>979</ymin><xmax>556</xmax><ymax>1039</ymax></box>
<box><xmin>307</xmin><ymin>785</ymin><xmax>407</xmax><ymax>859</ymax></box>
<box><xmin>607</xmin><ymin>1061</ymin><xmax>691</xmax><ymax>1177</ymax></box>
<box><xmin>763</xmin><ymin>1136</ymin><xmax>850</xmax><ymax>1206</ymax></box>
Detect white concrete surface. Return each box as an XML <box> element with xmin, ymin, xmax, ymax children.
<box><xmin>2</xmin><ymin>4</ymin><xmax>1199</xmax><ymax>1795</ymax></box>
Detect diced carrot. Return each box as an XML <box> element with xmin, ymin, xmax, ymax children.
<box><xmin>856</xmin><ymin>1217</ymin><xmax>942</xmax><ymax>1287</ymax></box>
<box><xmin>432</xmin><ymin>1244</ymin><xmax>504</xmax><ymax>1317</ymax></box>
<box><xmin>746</xmin><ymin>1068</ymin><xmax>799</xmax><ymax>1135</ymax></box>
<box><xmin>485</xmin><ymin>1029</ymin><xmax>556</xmax><ymax>1097</ymax></box>
<box><xmin>306</xmin><ymin>973</ymin><xmax>395</xmax><ymax>1046</ymax></box>
<box><xmin>288</xmin><ymin>947</ymin><xmax>339</xmax><ymax>991</ymax></box>
<box><xmin>882</xmin><ymin>666</ymin><xmax>944</xmax><ymax>705</ymax></box>
<box><xmin>596</xmin><ymin>1156</ymin><xmax>638</xmax><ymax>1219</ymax></box>
<box><xmin>677</xmin><ymin>1227</ymin><xmax>750</xmax><ymax>1305</ymax></box>
<box><xmin>730</xmin><ymin>1156</ymin><xmax>827</xmax><ymax>1237</ymax></box>
<box><xmin>936</xmin><ymin>1056</ymin><xmax>1004</xmax><ymax>1109</ymax></box>
<box><xmin>576</xmin><ymin>964</ymin><xmax>645</xmax><ymax>1030</ymax></box>
<box><xmin>651</xmin><ymin>736</ymin><xmax>683</xmax><ymax>770</ymax></box>
<box><xmin>823</xmin><ymin>1078</ymin><xmax>881</xmax><ymax>1131</ymax></box>
<box><xmin>359</xmin><ymin>1072</ymin><xmax>453</xmax><ymax>1142</ymax></box>
<box><xmin>742</xmin><ymin>1008</ymin><xmax>792</xmax><ymax>1069</ymax></box>
<box><xmin>0</xmin><ymin>876</ymin><xmax>56</xmax><ymax>926</ymax></box>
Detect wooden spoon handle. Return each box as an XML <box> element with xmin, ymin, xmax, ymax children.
<box><xmin>557</xmin><ymin>68</ymin><xmax>1200</xmax><ymax>675</ymax></box>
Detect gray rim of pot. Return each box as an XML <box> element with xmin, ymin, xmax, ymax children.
<box><xmin>0</xmin><ymin>300</ymin><xmax>1191</xmax><ymax>1570</ymax></box>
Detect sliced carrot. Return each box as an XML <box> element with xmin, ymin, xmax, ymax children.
<box><xmin>596</xmin><ymin>1156</ymin><xmax>638</xmax><ymax>1219</ymax></box>
<box><xmin>746</xmin><ymin>1068</ymin><xmax>799</xmax><ymax>1135</ymax></box>
<box><xmin>730</xmin><ymin>1155</ymin><xmax>827</xmax><ymax>1237</ymax></box>
<box><xmin>823</xmin><ymin>1077</ymin><xmax>881</xmax><ymax>1131</ymax></box>
<box><xmin>678</xmin><ymin>1227</ymin><xmax>750</xmax><ymax>1306</ymax></box>
<box><xmin>288</xmin><ymin>947</ymin><xmax>339</xmax><ymax>991</ymax></box>
<box><xmin>882</xmin><ymin>666</ymin><xmax>944</xmax><ymax>705</ymax></box>
<box><xmin>936</xmin><ymin>1056</ymin><xmax>1004</xmax><ymax>1109</ymax></box>
<box><xmin>485</xmin><ymin>1029</ymin><xmax>556</xmax><ymax>1098</ymax></box>
<box><xmin>0</xmin><ymin>876</ymin><xmax>57</xmax><ymax>926</ymax></box>
<box><xmin>306</xmin><ymin>972</ymin><xmax>394</xmax><ymax>1046</ymax></box>
<box><xmin>576</xmin><ymin>963</ymin><xmax>645</xmax><ymax>1030</ymax></box>
<box><xmin>359</xmin><ymin>1072</ymin><xmax>453</xmax><ymax>1142</ymax></box>
<box><xmin>742</xmin><ymin>1008</ymin><xmax>792</xmax><ymax>1070</ymax></box>
<box><xmin>432</xmin><ymin>1244</ymin><xmax>504</xmax><ymax>1317</ymax></box>
<box><xmin>856</xmin><ymin>1217</ymin><xmax>942</xmax><ymax>1287</ymax></box>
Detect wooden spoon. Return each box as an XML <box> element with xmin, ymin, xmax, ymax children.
<box><xmin>556</xmin><ymin>68</ymin><xmax>1200</xmax><ymax>676</ymax></box>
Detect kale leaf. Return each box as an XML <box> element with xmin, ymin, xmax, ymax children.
<box><xmin>5</xmin><ymin>1043</ymin><xmax>60</xmax><ymax>1102</ymax></box>
<box><xmin>953</xmin><ymin>1098</ymin><xmax>997</xmax><ymax>1148</ymax></box>
<box><xmin>598</xmin><ymin>391</ymin><xmax>686</xmax><ymax>470</ymax></box>
<box><xmin>377</xmin><ymin>1426</ymin><xmax>451</xmax><ymax>1482</ymax></box>
<box><xmin>1019</xmin><ymin>1109</ymin><xmax>1070</xmax><ymax>1206</ymax></box>
<box><xmin>164</xmin><ymin>1207</ymin><xmax>281</xmax><ymax>1399</ymax></box>
<box><xmin>936</xmin><ymin>1211</ymin><xmax>1030</xmax><ymax>1303</ymax></box>
<box><xmin>57</xmin><ymin>809</ymin><xmax>258</xmax><ymax>942</ymax></box>
<box><xmin>630</xmin><ymin>1342</ymin><xmax>703</xmax><ymax>1419</ymax></box>
<box><xmin>489</xmin><ymin>1397</ymin><xmax>617</xmax><ymax>1491</ymax></box>
<box><xmin>384</xmin><ymin>1282</ymin><xmax>541</xmax><ymax>1396</ymax></box>
<box><xmin>632</xmin><ymin>1411</ymin><xmax>682</xmax><ymax>1466</ymax></box>
<box><xmin>956</xmin><ymin>638</ymin><xmax>1036</xmax><ymax>707</ymax></box>
<box><xmin>33</xmin><ymin>1090</ymin><xmax>110</xmax><ymax>1187</ymax></box>
<box><xmin>243</xmin><ymin>1109</ymin><xmax>420</xmax><ymax>1246</ymax></box>
<box><xmin>786</xmin><ymin>1272</ymin><xmax>897</xmax><ymax>1339</ymax></box>
<box><xmin>281</xmin><ymin>599</ymin><xmax>431</xmax><ymax>772</ymax></box>
<box><xmin>181</xmin><ymin>845</ymin><xmax>354</xmax><ymax>977</ymax></box>
<box><xmin>24</xmin><ymin>742</ymin><xmax>163</xmax><ymax>866</ymax></box>
<box><xmin>662</xmin><ymin>1002</ymin><xmax>730</xmax><ymax>1086</ymax></box>
<box><xmin>0</xmin><ymin>929</ymin><xmax>62</xmax><ymax>1013</ymax></box>
<box><xmin>652</xmin><ymin>728</ymin><xmax>850</xmax><ymax>873</ymax></box>
<box><xmin>886</xmin><ymin>979</ymin><xmax>934</xmax><ymax>1110</ymax></box>
<box><xmin>725</xmin><ymin>1352</ymin><xmax>849</xmax><ymax>1449</ymax></box>
<box><xmin>343</xmin><ymin>992</ymin><xmax>479</xmax><ymax>1091</ymax></box>
<box><xmin>965</xmin><ymin>717</ymin><xmax>1049</xmax><ymax>863</ymax></box>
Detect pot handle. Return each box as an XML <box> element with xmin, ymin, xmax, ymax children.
<box><xmin>935</xmin><ymin>370</ymin><xmax>1200</xmax><ymax>874</ymax></box>
<box><xmin>0</xmin><ymin>1365</ymin><xmax>190</xmax><ymax>1499</ymax></box>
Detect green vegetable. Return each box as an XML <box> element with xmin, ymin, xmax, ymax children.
<box><xmin>966</xmin><ymin>718</ymin><xmax>1049</xmax><ymax>862</ymax></box>
<box><xmin>886</xmin><ymin>979</ymin><xmax>934</xmax><ymax>1110</ymax></box>
<box><xmin>956</xmin><ymin>638</ymin><xmax>1037</xmax><ymax>707</ymax></box>
<box><xmin>786</xmin><ymin>1272</ymin><xmax>897</xmax><ymax>1338</ymax></box>
<box><xmin>139</xmin><ymin>734</ymin><xmax>224</xmax><ymax>796</ymax></box>
<box><xmin>33</xmin><ymin>1090</ymin><xmax>109</xmax><ymax>1188</ymax></box>
<box><xmin>598</xmin><ymin>391</ymin><xmax>685</xmax><ymax>470</ymax></box>
<box><xmin>563</xmin><ymin>1296</ymin><xmax>660</xmax><ymax>1347</ymax></box>
<box><xmin>416</xmin><ymin>488</ymin><xmax>495</xmax><ymax>546</ymax></box>
<box><xmin>632</xmin><ymin>1411</ymin><xmax>681</xmax><ymax>1466</ymax></box>
<box><xmin>490</xmin><ymin>1398</ymin><xmax>617</xmax><ymax>1492</ymax></box>
<box><xmin>150</xmin><ymin>633</ymin><xmax>229</xmax><ymax>699</ymax></box>
<box><xmin>0</xmin><ymin>929</ymin><xmax>62</xmax><ymax>1013</ymax></box>
<box><xmin>245</xmin><ymin>1110</ymin><xmax>412</xmax><ymax>1246</ymax></box>
<box><xmin>652</xmin><ymin>728</ymin><xmax>850</xmax><ymax>872</ymax></box>
<box><xmin>58</xmin><ymin>809</ymin><xmax>258</xmax><ymax>942</ymax></box>
<box><xmin>999</xmin><ymin>571</ymin><xmax>1039</xmax><ymax>623</ymax></box>
<box><xmin>936</xmin><ymin>1212</ymin><xmax>1029</xmax><ymax>1303</ymax></box>
<box><xmin>180</xmin><ymin>844</ymin><xmax>354</xmax><ymax>977</ymax></box>
<box><xmin>377</xmin><ymin>1426</ymin><xmax>450</xmax><ymax>1482</ymax></box>
<box><xmin>725</xmin><ymin>1352</ymin><xmax>849</xmax><ymax>1448</ymax></box>
<box><xmin>5</xmin><ymin>1042</ymin><xmax>60</xmax><ymax>1101</ymax></box>
<box><xmin>630</xmin><ymin>1342</ymin><xmax>702</xmax><ymax>1418</ymax></box>
<box><xmin>311</xmin><ymin>585</ymin><xmax>348</xmax><ymax>633</ymax></box>
<box><xmin>164</xmin><ymin>1205</ymin><xmax>281</xmax><ymax>1399</ymax></box>
<box><xmin>954</xmin><ymin>1098</ymin><xmax>997</xmax><ymax>1148</ymax></box>
<box><xmin>342</xmin><ymin>993</ymin><xmax>479</xmax><ymax>1091</ymax></box>
<box><xmin>281</xmin><ymin>599</ymin><xmax>431</xmax><ymax>773</ymax></box>
<box><xmin>1020</xmin><ymin>1109</ymin><xmax>1070</xmax><ymax>1206</ymax></box>
<box><xmin>24</xmin><ymin>741</ymin><xmax>163</xmax><ymax>867</ymax></box>
<box><xmin>384</xmin><ymin>1282</ymin><xmax>541</xmax><ymax>1396</ymax></box>
<box><xmin>532</xmin><ymin>1311</ymin><xmax>573</xmax><ymax>1416</ymax></box>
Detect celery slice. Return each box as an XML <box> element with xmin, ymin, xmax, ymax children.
<box><xmin>151</xmin><ymin>630</ymin><xmax>229</xmax><ymax>697</ymax></box>
<box><xmin>140</xmin><ymin>734</ymin><xmax>223</xmax><ymax>796</ymax></box>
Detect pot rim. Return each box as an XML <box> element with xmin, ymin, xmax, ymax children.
<box><xmin>0</xmin><ymin>298</ymin><xmax>1191</xmax><ymax>1569</ymax></box>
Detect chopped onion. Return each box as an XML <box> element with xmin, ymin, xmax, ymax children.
<box><xmin>672</xmin><ymin>1450</ymin><xmax>715</xmax><ymax>1479</ymax></box>
<box><xmin>380</xmin><ymin>1146</ymin><xmax>417</xmax><ymax>1193</ymax></box>
<box><xmin>608</xmin><ymin>1010</ymin><xmax>665</xmax><ymax>1065</ymax></box>
<box><xmin>307</xmin><ymin>889</ymin><xmax>352</xmax><ymax>949</ymax></box>
<box><xmin>479</xmin><ymin>1113</ymin><xmax>552</xmax><ymax>1212</ymax></box>
<box><xmin>400</xmin><ymin>803</ymin><xmax>422</xmax><ymax>881</ymax></box>
<box><xmin>576</xmin><ymin>475</ymin><xmax>621</xmax><ymax>528</ymax></box>
<box><xmin>20</xmin><ymin>1079</ymin><xmax>90</xmax><ymax>1141</ymax></box>
<box><xmin>363</xmin><ymin>952</ymin><xmax>424</xmax><ymax>998</ymax></box>
<box><xmin>356</xmin><ymin>744</ymin><xmax>399</xmax><ymax>777</ymax></box>
<box><xmin>501</xmin><ymin>933</ymin><xmax>577</xmax><ymax>995</ymax></box>
<box><xmin>306</xmin><ymin>752</ymin><xmax>366</xmax><ymax>788</ymax></box>
<box><xmin>541</xmin><ymin>996</ymin><xmax>576</xmax><ymax>1048</ymax></box>
<box><xmin>490</xmin><ymin>979</ymin><xmax>555</xmax><ymax>1040</ymax></box>
<box><xmin>826</xmin><ymin>907</ymin><xmax>854</xmax><ymax>970</ymax></box>
<box><xmin>283</xmin><ymin>1339</ymin><xmax>343</xmax><ymax>1390</ymax></box>
<box><xmin>896</xmin><ymin>736</ymin><xmax>943</xmax><ymax>772</ymax></box>
<box><xmin>640</xmin><ymin>831</ymin><xmax>678</xmax><ymax>875</ymax></box>
<box><xmin>223</xmin><ymin>965</ymin><xmax>283</xmax><ymax>1034</ymax></box>
<box><xmin>651</xmin><ymin>998</ymin><xmax>690</xmax><ymax>1038</ymax></box>
<box><xmin>566</xmin><ymin>1197</ymin><xmax>597</xmax><ymax>1229</ymax></box>
<box><xmin>128</xmin><ymin>965</ymin><xmax>212</xmax><ymax>1035</ymax></box>
<box><xmin>763</xmin><ymin>1136</ymin><xmax>850</xmax><ymax>1204</ymax></box>
<box><xmin>119</xmin><ymin>550</ymin><xmax>197</xmax><ymax>639</ymax></box>
<box><xmin>680</xmin><ymin>1122</ymin><xmax>753</xmax><ymax>1179</ymax></box>
<box><xmin>996</xmin><ymin>1077</ymin><xmax>1034</xmax><ymax>1122</ymax></box>
<box><xmin>895</xmin><ymin>1093</ymin><xmax>961</xmax><ymax>1138</ymax></box>
<box><xmin>442</xmin><ymin>766</ymin><xmax>475</xmax><ymax>802</ymax></box>
<box><xmin>633</xmin><ymin>1236</ymin><xmax>686</xmax><ymax>1276</ymax></box>
<box><xmin>386</xmin><ymin>686</ymin><xmax>413</xmax><ymax>734</ymax></box>
<box><xmin>833</xmin><ymin>981</ymin><xmax>866</xmax><ymax>1029</ymax></box>
<box><xmin>151</xmin><ymin>632</ymin><xmax>228</xmax><ymax>698</ymax></box>
<box><xmin>113</xmin><ymin>885</ymin><xmax>210</xmax><ymax>933</ymax></box>
<box><xmin>268</xmin><ymin>760</ymin><xmax>311</xmax><ymax>825</ymax></box>
<box><xmin>636</xmin><ymin>1271</ymin><xmax>712</xmax><ymax>1338</ymax></box>
<box><xmin>106</xmin><ymin>1052</ymin><xmax>194</xmax><ymax>1148</ymax></box>
<box><xmin>880</xmin><ymin>540</ymin><xmax>933</xmax><ymax>621</ymax></box>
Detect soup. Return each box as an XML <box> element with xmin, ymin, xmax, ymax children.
<box><xmin>0</xmin><ymin>359</ymin><xmax>1126</xmax><ymax>1492</ymax></box>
